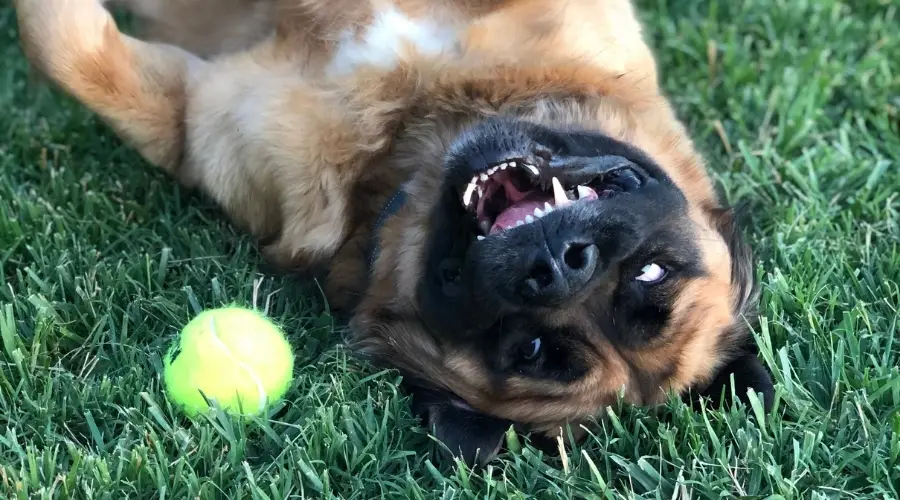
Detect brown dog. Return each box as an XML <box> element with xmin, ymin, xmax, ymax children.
<box><xmin>15</xmin><ymin>0</ymin><xmax>775</xmax><ymax>466</ymax></box>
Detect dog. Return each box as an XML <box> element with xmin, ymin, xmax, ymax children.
<box><xmin>14</xmin><ymin>0</ymin><xmax>775</xmax><ymax>466</ymax></box>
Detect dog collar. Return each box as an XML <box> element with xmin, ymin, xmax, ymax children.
<box><xmin>367</xmin><ymin>186</ymin><xmax>408</xmax><ymax>274</ymax></box>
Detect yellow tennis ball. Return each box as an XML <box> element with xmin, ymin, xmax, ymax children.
<box><xmin>163</xmin><ymin>307</ymin><xmax>294</xmax><ymax>417</ymax></box>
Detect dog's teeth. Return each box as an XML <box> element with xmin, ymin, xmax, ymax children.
<box><xmin>534</xmin><ymin>207</ymin><xmax>544</xmax><ymax>217</ymax></box>
<box><xmin>552</xmin><ymin>177</ymin><xmax>570</xmax><ymax>207</ymax></box>
<box><xmin>462</xmin><ymin>183</ymin><xmax>477</xmax><ymax>207</ymax></box>
<box><xmin>480</xmin><ymin>173</ymin><xmax>489</xmax><ymax>182</ymax></box>
<box><xmin>500</xmin><ymin>163</ymin><xmax>508</xmax><ymax>170</ymax></box>
<box><xmin>524</xmin><ymin>164</ymin><xmax>540</xmax><ymax>177</ymax></box>
<box><xmin>525</xmin><ymin>215</ymin><xmax>534</xmax><ymax>223</ymax></box>
<box><xmin>577</xmin><ymin>185</ymin><xmax>593</xmax><ymax>199</ymax></box>
<box><xmin>477</xmin><ymin>185</ymin><xmax>484</xmax><ymax>197</ymax></box>
<box><xmin>508</xmin><ymin>161</ymin><xmax>517</xmax><ymax>168</ymax></box>
<box><xmin>516</xmin><ymin>220</ymin><xmax>524</xmax><ymax>226</ymax></box>
<box><xmin>477</xmin><ymin>235</ymin><xmax>485</xmax><ymax>241</ymax></box>
<box><xmin>544</xmin><ymin>202</ymin><xmax>553</xmax><ymax>213</ymax></box>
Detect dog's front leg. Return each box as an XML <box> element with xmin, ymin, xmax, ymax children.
<box><xmin>15</xmin><ymin>0</ymin><xmax>199</xmax><ymax>173</ymax></box>
<box><xmin>14</xmin><ymin>0</ymin><xmax>409</xmax><ymax>271</ymax></box>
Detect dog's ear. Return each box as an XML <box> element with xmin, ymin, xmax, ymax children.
<box><xmin>689</xmin><ymin>352</ymin><xmax>775</xmax><ymax>412</ymax></box>
<box><xmin>410</xmin><ymin>389</ymin><xmax>510</xmax><ymax>467</ymax></box>
<box><xmin>696</xmin><ymin>203</ymin><xmax>774</xmax><ymax>412</ymax></box>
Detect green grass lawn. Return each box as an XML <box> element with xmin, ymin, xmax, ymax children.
<box><xmin>1</xmin><ymin>0</ymin><xmax>898</xmax><ymax>497</ymax></box>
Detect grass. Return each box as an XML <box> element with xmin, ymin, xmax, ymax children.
<box><xmin>1</xmin><ymin>0</ymin><xmax>898</xmax><ymax>497</ymax></box>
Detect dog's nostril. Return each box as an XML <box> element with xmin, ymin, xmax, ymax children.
<box><xmin>528</xmin><ymin>261</ymin><xmax>555</xmax><ymax>289</ymax></box>
<box><xmin>517</xmin><ymin>244</ymin><xmax>598</xmax><ymax>304</ymax></box>
<box><xmin>563</xmin><ymin>243</ymin><xmax>590</xmax><ymax>270</ymax></box>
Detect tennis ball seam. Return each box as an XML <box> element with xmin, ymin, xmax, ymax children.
<box><xmin>207</xmin><ymin>315</ymin><xmax>267</xmax><ymax>414</ymax></box>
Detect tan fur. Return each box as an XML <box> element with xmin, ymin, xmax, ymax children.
<box><xmin>15</xmin><ymin>0</ymin><xmax>748</xmax><ymax>448</ymax></box>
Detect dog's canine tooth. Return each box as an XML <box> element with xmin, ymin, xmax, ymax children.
<box><xmin>463</xmin><ymin>183</ymin><xmax>477</xmax><ymax>207</ymax></box>
<box><xmin>477</xmin><ymin>185</ymin><xmax>484</xmax><ymax>198</ymax></box>
<box><xmin>577</xmin><ymin>185</ymin><xmax>593</xmax><ymax>199</ymax></box>
<box><xmin>525</xmin><ymin>214</ymin><xmax>534</xmax><ymax>223</ymax></box>
<box><xmin>524</xmin><ymin>163</ymin><xmax>539</xmax><ymax>176</ymax></box>
<box><xmin>552</xmin><ymin>177</ymin><xmax>570</xmax><ymax>207</ymax></box>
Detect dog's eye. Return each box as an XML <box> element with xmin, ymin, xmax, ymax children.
<box><xmin>438</xmin><ymin>258</ymin><xmax>463</xmax><ymax>297</ymax></box>
<box><xmin>520</xmin><ymin>337</ymin><xmax>542</xmax><ymax>361</ymax></box>
<box><xmin>439</xmin><ymin>258</ymin><xmax>462</xmax><ymax>284</ymax></box>
<box><xmin>635</xmin><ymin>263</ymin><xmax>666</xmax><ymax>284</ymax></box>
<box><xmin>442</xmin><ymin>267</ymin><xmax>461</xmax><ymax>284</ymax></box>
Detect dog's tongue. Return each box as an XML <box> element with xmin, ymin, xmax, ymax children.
<box><xmin>490</xmin><ymin>195</ymin><xmax>554</xmax><ymax>234</ymax></box>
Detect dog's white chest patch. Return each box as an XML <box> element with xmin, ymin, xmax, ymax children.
<box><xmin>328</xmin><ymin>7</ymin><xmax>458</xmax><ymax>76</ymax></box>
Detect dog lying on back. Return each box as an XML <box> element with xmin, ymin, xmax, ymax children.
<box><xmin>15</xmin><ymin>0</ymin><xmax>775</xmax><ymax>465</ymax></box>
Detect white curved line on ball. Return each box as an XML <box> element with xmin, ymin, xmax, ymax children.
<box><xmin>208</xmin><ymin>316</ymin><xmax>267</xmax><ymax>414</ymax></box>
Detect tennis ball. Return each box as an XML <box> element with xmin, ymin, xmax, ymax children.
<box><xmin>163</xmin><ymin>307</ymin><xmax>294</xmax><ymax>417</ymax></box>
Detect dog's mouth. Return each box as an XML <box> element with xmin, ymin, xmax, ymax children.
<box><xmin>458</xmin><ymin>157</ymin><xmax>647</xmax><ymax>237</ymax></box>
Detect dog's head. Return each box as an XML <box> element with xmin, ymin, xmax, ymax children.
<box><xmin>349</xmin><ymin>80</ymin><xmax>773</xmax><ymax>466</ymax></box>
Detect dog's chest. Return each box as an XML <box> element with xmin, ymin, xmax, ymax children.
<box><xmin>326</xmin><ymin>6</ymin><xmax>461</xmax><ymax>77</ymax></box>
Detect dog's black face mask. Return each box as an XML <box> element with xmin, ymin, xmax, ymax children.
<box><xmin>365</xmin><ymin>117</ymin><xmax>773</xmax><ymax>467</ymax></box>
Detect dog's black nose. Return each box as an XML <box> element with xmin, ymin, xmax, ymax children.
<box><xmin>517</xmin><ymin>239</ymin><xmax>599</xmax><ymax>305</ymax></box>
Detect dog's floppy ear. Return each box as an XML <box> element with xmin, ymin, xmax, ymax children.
<box><xmin>692</xmin><ymin>203</ymin><xmax>774</xmax><ymax>412</ymax></box>
<box><xmin>690</xmin><ymin>352</ymin><xmax>775</xmax><ymax>412</ymax></box>
<box><xmin>410</xmin><ymin>389</ymin><xmax>510</xmax><ymax>467</ymax></box>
